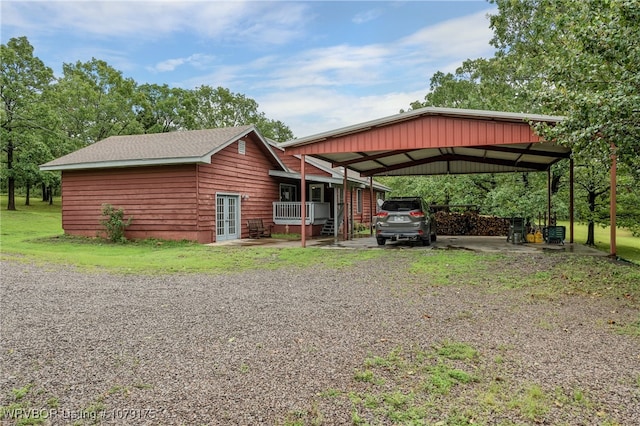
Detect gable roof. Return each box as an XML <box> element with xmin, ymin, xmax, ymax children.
<box><xmin>40</xmin><ymin>126</ymin><xmax>287</xmax><ymax>171</ymax></box>
<box><xmin>281</xmin><ymin>107</ymin><xmax>570</xmax><ymax>176</ymax></box>
<box><xmin>266</xmin><ymin>139</ymin><xmax>391</xmax><ymax>192</ymax></box>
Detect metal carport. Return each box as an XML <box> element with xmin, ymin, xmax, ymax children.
<box><xmin>281</xmin><ymin>107</ymin><xmax>584</xmax><ymax>249</ymax></box>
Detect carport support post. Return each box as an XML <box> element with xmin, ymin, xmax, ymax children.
<box><xmin>569</xmin><ymin>157</ymin><xmax>574</xmax><ymax>243</ymax></box>
<box><xmin>301</xmin><ymin>154</ymin><xmax>306</xmax><ymax>248</ymax></box>
<box><xmin>343</xmin><ymin>167</ymin><xmax>348</xmax><ymax>241</ymax></box>
<box><xmin>610</xmin><ymin>143</ymin><xmax>617</xmax><ymax>257</ymax></box>
<box><xmin>547</xmin><ymin>168</ymin><xmax>552</xmax><ymax>226</ymax></box>
<box><xmin>370</xmin><ymin>176</ymin><xmax>374</xmax><ymax>236</ymax></box>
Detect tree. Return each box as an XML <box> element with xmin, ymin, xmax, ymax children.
<box><xmin>53</xmin><ymin>58</ymin><xmax>144</xmax><ymax>145</ymax></box>
<box><xmin>489</xmin><ymin>0</ymin><xmax>640</xmax><ymax>169</ymax></box>
<box><xmin>407</xmin><ymin>57</ymin><xmax>534</xmax><ymax>113</ymax></box>
<box><xmin>136</xmin><ymin>83</ymin><xmax>193</xmax><ymax>133</ymax></box>
<box><xmin>1</xmin><ymin>37</ymin><xmax>55</xmax><ymax>210</ymax></box>
<box><xmin>185</xmin><ymin>85</ymin><xmax>293</xmax><ymax>142</ymax></box>
<box><xmin>489</xmin><ymin>0</ymin><xmax>640</xmax><ymax>242</ymax></box>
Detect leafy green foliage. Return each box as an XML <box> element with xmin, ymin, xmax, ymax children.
<box><xmin>394</xmin><ymin>0</ymin><xmax>639</xmax><ymax>242</ymax></box>
<box><xmin>2</xmin><ymin>36</ymin><xmax>295</xmax><ymax>211</ymax></box>
<box><xmin>1</xmin><ymin>36</ymin><xmax>55</xmax><ymax>211</ymax></box>
<box><xmin>100</xmin><ymin>204</ymin><xmax>132</xmax><ymax>243</ymax></box>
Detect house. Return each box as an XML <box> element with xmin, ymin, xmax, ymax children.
<box><xmin>40</xmin><ymin>126</ymin><xmax>388</xmax><ymax>243</ymax></box>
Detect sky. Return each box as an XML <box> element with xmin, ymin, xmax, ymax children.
<box><xmin>1</xmin><ymin>0</ymin><xmax>498</xmax><ymax>138</ymax></box>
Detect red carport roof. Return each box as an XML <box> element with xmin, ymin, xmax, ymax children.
<box><xmin>281</xmin><ymin>107</ymin><xmax>570</xmax><ymax>176</ymax></box>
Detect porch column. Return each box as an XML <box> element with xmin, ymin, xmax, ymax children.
<box><xmin>301</xmin><ymin>154</ymin><xmax>306</xmax><ymax>248</ymax></box>
<box><xmin>369</xmin><ymin>176</ymin><xmax>374</xmax><ymax>236</ymax></box>
<box><xmin>610</xmin><ymin>143</ymin><xmax>617</xmax><ymax>257</ymax></box>
<box><xmin>343</xmin><ymin>167</ymin><xmax>348</xmax><ymax>241</ymax></box>
<box><xmin>569</xmin><ymin>157</ymin><xmax>574</xmax><ymax>243</ymax></box>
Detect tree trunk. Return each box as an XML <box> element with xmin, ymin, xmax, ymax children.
<box><xmin>6</xmin><ymin>137</ymin><xmax>16</xmax><ymax>210</ymax></box>
<box><xmin>586</xmin><ymin>191</ymin><xmax>596</xmax><ymax>246</ymax></box>
<box><xmin>42</xmin><ymin>183</ymin><xmax>48</xmax><ymax>201</ymax></box>
<box><xmin>25</xmin><ymin>183</ymin><xmax>30</xmax><ymax>206</ymax></box>
<box><xmin>48</xmin><ymin>186</ymin><xmax>54</xmax><ymax>205</ymax></box>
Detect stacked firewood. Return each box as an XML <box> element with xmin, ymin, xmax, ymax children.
<box><xmin>434</xmin><ymin>211</ymin><xmax>510</xmax><ymax>236</ymax></box>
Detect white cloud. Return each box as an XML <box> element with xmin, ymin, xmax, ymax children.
<box><xmin>262</xmin><ymin>44</ymin><xmax>390</xmax><ymax>90</ymax></box>
<box><xmin>150</xmin><ymin>54</ymin><xmax>216</xmax><ymax>73</ymax></box>
<box><xmin>400</xmin><ymin>8</ymin><xmax>496</xmax><ymax>58</ymax></box>
<box><xmin>258</xmin><ymin>87</ymin><xmax>427</xmax><ymax>137</ymax></box>
<box><xmin>352</xmin><ymin>8</ymin><xmax>383</xmax><ymax>24</ymax></box>
<box><xmin>2</xmin><ymin>1</ymin><xmax>310</xmax><ymax>45</ymax></box>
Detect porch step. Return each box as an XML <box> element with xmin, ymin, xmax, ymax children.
<box><xmin>321</xmin><ymin>218</ymin><xmax>335</xmax><ymax>236</ymax></box>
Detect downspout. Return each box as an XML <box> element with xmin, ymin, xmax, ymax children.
<box><xmin>301</xmin><ymin>155</ymin><xmax>306</xmax><ymax>248</ymax></box>
<box><xmin>610</xmin><ymin>143</ymin><xmax>617</xmax><ymax>257</ymax></box>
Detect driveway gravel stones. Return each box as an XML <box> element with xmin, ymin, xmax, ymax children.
<box><xmin>1</xmin><ymin>258</ymin><xmax>639</xmax><ymax>425</ymax></box>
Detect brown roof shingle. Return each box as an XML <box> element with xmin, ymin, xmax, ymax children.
<box><xmin>41</xmin><ymin>126</ymin><xmax>258</xmax><ymax>170</ymax></box>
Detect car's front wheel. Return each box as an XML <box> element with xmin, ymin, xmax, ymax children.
<box><xmin>376</xmin><ymin>237</ymin><xmax>386</xmax><ymax>246</ymax></box>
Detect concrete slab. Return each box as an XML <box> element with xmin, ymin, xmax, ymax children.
<box><xmin>207</xmin><ymin>235</ymin><xmax>607</xmax><ymax>256</ymax></box>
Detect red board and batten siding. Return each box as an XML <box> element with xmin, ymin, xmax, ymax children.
<box><xmin>61</xmin><ymin>135</ymin><xmax>283</xmax><ymax>243</ymax></box>
<box><xmin>276</xmin><ymin>152</ymin><xmax>332</xmax><ymax>177</ymax></box>
<box><xmin>61</xmin><ymin>165</ymin><xmax>200</xmax><ymax>241</ymax></box>
<box><xmin>346</xmin><ymin>186</ymin><xmax>378</xmax><ymax>227</ymax></box>
<box><xmin>198</xmin><ymin>135</ymin><xmax>281</xmax><ymax>240</ymax></box>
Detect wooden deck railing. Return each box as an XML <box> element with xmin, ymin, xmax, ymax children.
<box><xmin>272</xmin><ymin>202</ymin><xmax>331</xmax><ymax>225</ymax></box>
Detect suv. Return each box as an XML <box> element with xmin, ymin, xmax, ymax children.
<box><xmin>375</xmin><ymin>197</ymin><xmax>436</xmax><ymax>246</ymax></box>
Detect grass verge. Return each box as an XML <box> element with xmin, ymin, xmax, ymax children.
<box><xmin>0</xmin><ymin>197</ymin><xmax>381</xmax><ymax>274</ymax></box>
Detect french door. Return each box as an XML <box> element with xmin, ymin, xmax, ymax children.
<box><xmin>216</xmin><ymin>194</ymin><xmax>239</xmax><ymax>241</ymax></box>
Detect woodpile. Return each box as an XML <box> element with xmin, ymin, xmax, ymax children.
<box><xmin>434</xmin><ymin>211</ymin><xmax>510</xmax><ymax>236</ymax></box>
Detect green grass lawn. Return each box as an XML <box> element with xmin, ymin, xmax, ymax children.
<box><xmin>558</xmin><ymin>220</ymin><xmax>640</xmax><ymax>264</ymax></box>
<box><xmin>0</xmin><ymin>196</ymin><xmax>382</xmax><ymax>273</ymax></box>
<box><xmin>1</xmin><ymin>196</ymin><xmax>639</xmax><ymax>273</ymax></box>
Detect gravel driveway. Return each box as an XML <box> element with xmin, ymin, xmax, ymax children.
<box><xmin>1</xmin><ymin>257</ymin><xmax>639</xmax><ymax>425</ymax></box>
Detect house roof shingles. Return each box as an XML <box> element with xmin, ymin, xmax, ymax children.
<box><xmin>40</xmin><ymin>126</ymin><xmax>257</xmax><ymax>171</ymax></box>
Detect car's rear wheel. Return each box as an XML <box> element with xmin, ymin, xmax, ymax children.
<box><xmin>376</xmin><ymin>237</ymin><xmax>386</xmax><ymax>246</ymax></box>
<box><xmin>431</xmin><ymin>232</ymin><xmax>437</xmax><ymax>242</ymax></box>
<box><xmin>421</xmin><ymin>237</ymin><xmax>431</xmax><ymax>246</ymax></box>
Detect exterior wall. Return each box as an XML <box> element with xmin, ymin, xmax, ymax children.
<box><xmin>345</xmin><ymin>187</ymin><xmax>382</xmax><ymax>228</ymax></box>
<box><xmin>61</xmin><ymin>165</ymin><xmax>200</xmax><ymax>241</ymax></box>
<box><xmin>198</xmin><ymin>134</ymin><xmax>281</xmax><ymax>241</ymax></box>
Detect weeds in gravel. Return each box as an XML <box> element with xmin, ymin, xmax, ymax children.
<box><xmin>278</xmin><ymin>340</ymin><xmax>625</xmax><ymax>425</ymax></box>
<box><xmin>0</xmin><ymin>384</ymin><xmax>46</xmax><ymax>426</ymax></box>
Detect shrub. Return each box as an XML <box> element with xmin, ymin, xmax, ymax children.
<box><xmin>100</xmin><ymin>204</ymin><xmax>132</xmax><ymax>243</ymax></box>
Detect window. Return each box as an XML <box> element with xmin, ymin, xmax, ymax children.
<box><xmin>309</xmin><ymin>184</ymin><xmax>324</xmax><ymax>202</ymax></box>
<box><xmin>356</xmin><ymin>189</ymin><xmax>363</xmax><ymax>213</ymax></box>
<box><xmin>238</xmin><ymin>140</ymin><xmax>246</xmax><ymax>155</ymax></box>
<box><xmin>280</xmin><ymin>184</ymin><xmax>297</xmax><ymax>202</ymax></box>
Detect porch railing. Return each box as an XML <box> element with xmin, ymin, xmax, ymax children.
<box><xmin>273</xmin><ymin>202</ymin><xmax>331</xmax><ymax>225</ymax></box>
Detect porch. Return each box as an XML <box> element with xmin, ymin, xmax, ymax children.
<box><xmin>272</xmin><ymin>201</ymin><xmax>331</xmax><ymax>225</ymax></box>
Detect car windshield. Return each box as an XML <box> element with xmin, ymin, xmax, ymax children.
<box><xmin>381</xmin><ymin>200</ymin><xmax>421</xmax><ymax>212</ymax></box>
